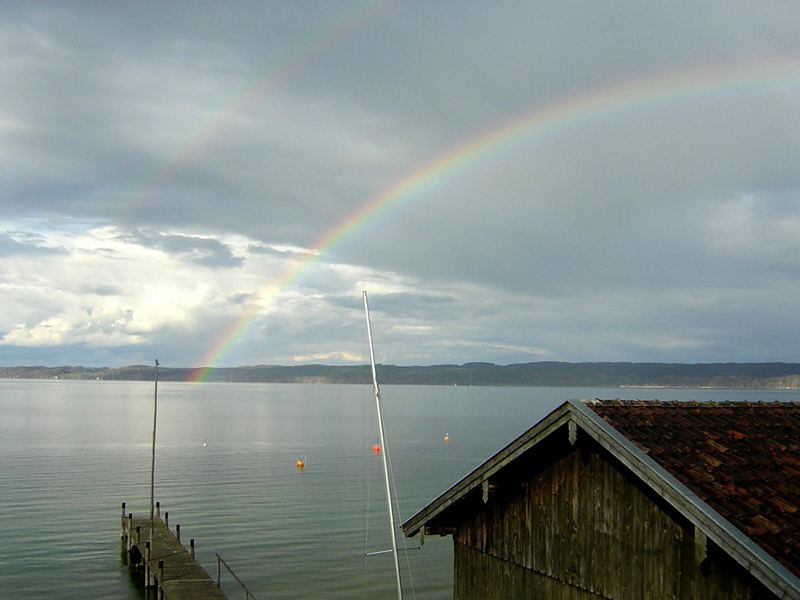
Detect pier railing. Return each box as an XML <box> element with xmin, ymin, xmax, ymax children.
<box><xmin>216</xmin><ymin>553</ymin><xmax>257</xmax><ymax>599</ymax></box>
<box><xmin>121</xmin><ymin>500</ymin><xmax>237</xmax><ymax>599</ymax></box>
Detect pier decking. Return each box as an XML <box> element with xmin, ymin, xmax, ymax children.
<box><xmin>121</xmin><ymin>502</ymin><xmax>229</xmax><ymax>600</ymax></box>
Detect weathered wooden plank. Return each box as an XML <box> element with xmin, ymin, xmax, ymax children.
<box><xmin>122</xmin><ymin>512</ymin><xmax>228</xmax><ymax>600</ymax></box>
<box><xmin>451</xmin><ymin>442</ymin><xmax>779</xmax><ymax>599</ymax></box>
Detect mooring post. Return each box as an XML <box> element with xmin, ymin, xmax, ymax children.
<box><xmin>136</xmin><ymin>525</ymin><xmax>141</xmax><ymax>544</ymax></box>
<box><xmin>190</xmin><ymin>538</ymin><xmax>195</xmax><ymax>559</ymax></box>
<box><xmin>128</xmin><ymin>514</ymin><xmax>133</xmax><ymax>550</ymax></box>
<box><xmin>165</xmin><ymin>511</ymin><xmax>169</xmax><ymax>528</ymax></box>
<box><xmin>216</xmin><ymin>554</ymin><xmax>221</xmax><ymax>587</ymax></box>
<box><xmin>145</xmin><ymin>541</ymin><xmax>152</xmax><ymax>588</ymax></box>
<box><xmin>156</xmin><ymin>501</ymin><xmax>160</xmax><ymax>517</ymax></box>
<box><xmin>158</xmin><ymin>559</ymin><xmax>165</xmax><ymax>600</ymax></box>
<box><xmin>120</xmin><ymin>502</ymin><xmax>127</xmax><ymax>540</ymax></box>
<box><xmin>176</xmin><ymin>524</ymin><xmax>181</xmax><ymax>544</ymax></box>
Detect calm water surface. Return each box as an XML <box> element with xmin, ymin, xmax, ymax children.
<box><xmin>1</xmin><ymin>380</ymin><xmax>797</xmax><ymax>599</ymax></box>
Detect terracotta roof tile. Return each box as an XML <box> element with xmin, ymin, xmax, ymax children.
<box><xmin>588</xmin><ymin>399</ymin><xmax>800</xmax><ymax>578</ymax></box>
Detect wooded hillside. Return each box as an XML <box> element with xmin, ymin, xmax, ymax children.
<box><xmin>3</xmin><ymin>362</ymin><xmax>800</xmax><ymax>388</ymax></box>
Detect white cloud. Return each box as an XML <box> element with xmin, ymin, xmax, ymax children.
<box><xmin>291</xmin><ymin>351</ymin><xmax>361</xmax><ymax>364</ymax></box>
<box><xmin>429</xmin><ymin>339</ymin><xmax>551</xmax><ymax>358</ymax></box>
<box><xmin>0</xmin><ymin>225</ymin><xmax>277</xmax><ymax>351</ymax></box>
<box><xmin>3</xmin><ymin>3</ymin><xmax>800</xmax><ymax>366</ymax></box>
<box><xmin>3</xmin><ymin>319</ymin><xmax>71</xmax><ymax>347</ymax></box>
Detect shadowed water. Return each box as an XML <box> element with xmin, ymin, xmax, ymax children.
<box><xmin>0</xmin><ymin>380</ymin><xmax>796</xmax><ymax>599</ymax></box>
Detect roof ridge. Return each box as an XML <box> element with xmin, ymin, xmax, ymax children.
<box><xmin>587</xmin><ymin>398</ymin><xmax>800</xmax><ymax>407</ymax></box>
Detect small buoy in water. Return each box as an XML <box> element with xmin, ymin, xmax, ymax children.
<box><xmin>296</xmin><ymin>455</ymin><xmax>306</xmax><ymax>469</ymax></box>
<box><xmin>372</xmin><ymin>443</ymin><xmax>381</xmax><ymax>455</ymax></box>
<box><xmin>443</xmin><ymin>433</ymin><xmax>449</xmax><ymax>444</ymax></box>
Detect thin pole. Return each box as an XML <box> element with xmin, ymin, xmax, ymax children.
<box><xmin>150</xmin><ymin>358</ymin><xmax>159</xmax><ymax>552</ymax></box>
<box><xmin>363</xmin><ymin>291</ymin><xmax>403</xmax><ymax>600</ymax></box>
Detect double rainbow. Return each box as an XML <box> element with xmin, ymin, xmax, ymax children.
<box><xmin>190</xmin><ymin>56</ymin><xmax>800</xmax><ymax>381</ymax></box>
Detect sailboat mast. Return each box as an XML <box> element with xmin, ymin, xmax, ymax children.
<box><xmin>363</xmin><ymin>291</ymin><xmax>403</xmax><ymax>600</ymax></box>
<box><xmin>150</xmin><ymin>358</ymin><xmax>159</xmax><ymax>551</ymax></box>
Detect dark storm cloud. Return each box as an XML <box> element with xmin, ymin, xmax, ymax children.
<box><xmin>2</xmin><ymin>1</ymin><xmax>800</xmax><ymax>365</ymax></box>
<box><xmin>227</xmin><ymin>292</ymin><xmax>255</xmax><ymax>306</ymax></box>
<box><xmin>79</xmin><ymin>284</ymin><xmax>122</xmax><ymax>297</ymax></box>
<box><xmin>325</xmin><ymin>292</ymin><xmax>456</xmax><ymax>319</ymax></box>
<box><xmin>123</xmin><ymin>230</ymin><xmax>244</xmax><ymax>268</ymax></box>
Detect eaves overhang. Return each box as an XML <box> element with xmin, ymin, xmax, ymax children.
<box><xmin>401</xmin><ymin>399</ymin><xmax>800</xmax><ymax>600</ymax></box>
<box><xmin>402</xmin><ymin>400</ymin><xmax>572</xmax><ymax>537</ymax></box>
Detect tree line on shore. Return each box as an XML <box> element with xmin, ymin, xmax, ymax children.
<box><xmin>3</xmin><ymin>361</ymin><xmax>800</xmax><ymax>388</ymax></box>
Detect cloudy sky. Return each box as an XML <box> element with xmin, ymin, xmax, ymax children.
<box><xmin>2</xmin><ymin>1</ymin><xmax>800</xmax><ymax>368</ymax></box>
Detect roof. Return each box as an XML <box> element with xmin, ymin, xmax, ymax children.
<box><xmin>401</xmin><ymin>399</ymin><xmax>800</xmax><ymax>600</ymax></box>
<box><xmin>589</xmin><ymin>400</ymin><xmax>800</xmax><ymax>581</ymax></box>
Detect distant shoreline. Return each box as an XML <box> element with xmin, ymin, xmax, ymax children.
<box><xmin>2</xmin><ymin>378</ymin><xmax>799</xmax><ymax>392</ymax></box>
<box><xmin>2</xmin><ymin>362</ymin><xmax>800</xmax><ymax>389</ymax></box>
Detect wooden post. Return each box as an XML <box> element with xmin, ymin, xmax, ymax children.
<box><xmin>165</xmin><ymin>511</ymin><xmax>169</xmax><ymax>528</ymax></box>
<box><xmin>190</xmin><ymin>538</ymin><xmax>195</xmax><ymax>559</ymax></box>
<box><xmin>156</xmin><ymin>501</ymin><xmax>160</xmax><ymax>517</ymax></box>
<box><xmin>176</xmin><ymin>524</ymin><xmax>181</xmax><ymax>544</ymax></box>
<box><xmin>136</xmin><ymin>526</ymin><xmax>141</xmax><ymax>544</ymax></box>
<box><xmin>158</xmin><ymin>559</ymin><xmax>165</xmax><ymax>600</ymax></box>
<box><xmin>145</xmin><ymin>541</ymin><xmax>152</xmax><ymax>588</ymax></box>
<box><xmin>217</xmin><ymin>554</ymin><xmax>221</xmax><ymax>587</ymax></box>
<box><xmin>150</xmin><ymin>359</ymin><xmax>159</xmax><ymax>560</ymax></box>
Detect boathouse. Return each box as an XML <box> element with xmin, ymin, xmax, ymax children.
<box><xmin>402</xmin><ymin>400</ymin><xmax>800</xmax><ymax>599</ymax></box>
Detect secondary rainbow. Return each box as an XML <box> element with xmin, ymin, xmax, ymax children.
<box><xmin>122</xmin><ymin>1</ymin><xmax>387</xmax><ymax>218</ymax></box>
<box><xmin>190</xmin><ymin>55</ymin><xmax>800</xmax><ymax>381</ymax></box>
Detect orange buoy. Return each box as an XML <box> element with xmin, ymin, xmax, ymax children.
<box><xmin>372</xmin><ymin>443</ymin><xmax>381</xmax><ymax>455</ymax></box>
<box><xmin>296</xmin><ymin>455</ymin><xmax>306</xmax><ymax>469</ymax></box>
<box><xmin>443</xmin><ymin>433</ymin><xmax>450</xmax><ymax>444</ymax></box>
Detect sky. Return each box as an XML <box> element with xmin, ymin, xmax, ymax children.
<box><xmin>2</xmin><ymin>1</ymin><xmax>800</xmax><ymax>368</ymax></box>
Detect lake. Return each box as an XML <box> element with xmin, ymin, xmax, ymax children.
<box><xmin>1</xmin><ymin>380</ymin><xmax>797</xmax><ymax>599</ymax></box>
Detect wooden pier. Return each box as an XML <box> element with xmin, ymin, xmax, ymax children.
<box><xmin>121</xmin><ymin>502</ymin><xmax>250</xmax><ymax>600</ymax></box>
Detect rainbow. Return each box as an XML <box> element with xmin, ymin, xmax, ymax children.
<box><xmin>190</xmin><ymin>55</ymin><xmax>800</xmax><ymax>381</ymax></box>
<box><xmin>127</xmin><ymin>1</ymin><xmax>388</xmax><ymax>207</ymax></box>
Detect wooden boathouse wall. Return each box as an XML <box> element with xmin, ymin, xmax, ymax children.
<box><xmin>451</xmin><ymin>435</ymin><xmax>776</xmax><ymax>600</ymax></box>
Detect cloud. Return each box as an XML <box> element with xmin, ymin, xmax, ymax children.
<box><xmin>0</xmin><ymin>231</ymin><xmax>65</xmax><ymax>256</ymax></box>
<box><xmin>122</xmin><ymin>230</ymin><xmax>245</xmax><ymax>268</ymax></box>
<box><xmin>79</xmin><ymin>284</ymin><xmax>122</xmax><ymax>296</ymax></box>
<box><xmin>2</xmin><ymin>3</ymin><xmax>800</xmax><ymax>366</ymax></box>
<box><xmin>291</xmin><ymin>351</ymin><xmax>362</xmax><ymax>364</ymax></box>
<box><xmin>247</xmin><ymin>243</ymin><xmax>315</xmax><ymax>258</ymax></box>
<box><xmin>0</xmin><ymin>225</ymin><xmax>253</xmax><ymax>355</ymax></box>
<box><xmin>428</xmin><ymin>339</ymin><xmax>550</xmax><ymax>359</ymax></box>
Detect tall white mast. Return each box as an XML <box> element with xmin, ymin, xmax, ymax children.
<box><xmin>363</xmin><ymin>290</ymin><xmax>403</xmax><ymax>600</ymax></box>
